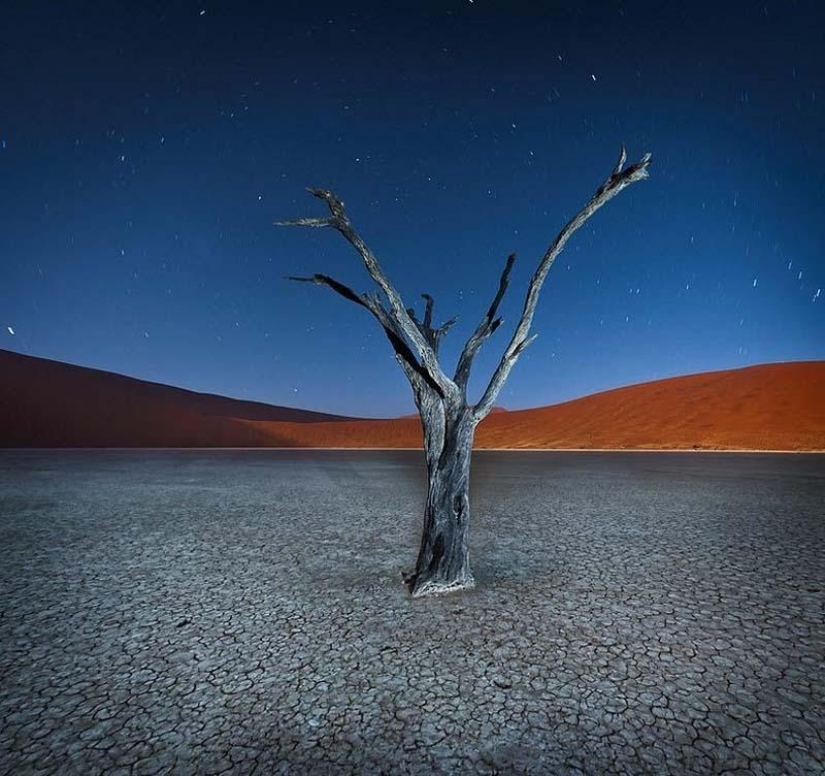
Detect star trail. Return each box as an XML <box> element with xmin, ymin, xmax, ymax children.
<box><xmin>1</xmin><ymin>1</ymin><xmax>822</xmax><ymax>417</ymax></box>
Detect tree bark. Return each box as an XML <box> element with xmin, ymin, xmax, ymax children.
<box><xmin>279</xmin><ymin>147</ymin><xmax>651</xmax><ymax>598</ymax></box>
<box><xmin>404</xmin><ymin>406</ymin><xmax>475</xmax><ymax>597</ymax></box>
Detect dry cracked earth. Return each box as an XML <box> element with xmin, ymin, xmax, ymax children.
<box><xmin>0</xmin><ymin>450</ymin><xmax>823</xmax><ymax>775</ymax></box>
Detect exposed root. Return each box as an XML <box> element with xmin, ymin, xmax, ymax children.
<box><xmin>407</xmin><ymin>572</ymin><xmax>475</xmax><ymax>599</ymax></box>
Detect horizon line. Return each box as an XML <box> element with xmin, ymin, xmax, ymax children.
<box><xmin>2</xmin><ymin>346</ymin><xmax>823</xmax><ymax>421</ymax></box>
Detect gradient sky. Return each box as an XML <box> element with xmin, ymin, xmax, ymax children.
<box><xmin>2</xmin><ymin>1</ymin><xmax>823</xmax><ymax>418</ymax></box>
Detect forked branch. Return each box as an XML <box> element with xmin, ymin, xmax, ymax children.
<box><xmin>278</xmin><ymin>189</ymin><xmax>458</xmax><ymax>400</ymax></box>
<box><xmin>472</xmin><ymin>146</ymin><xmax>652</xmax><ymax>423</ymax></box>
<box><xmin>286</xmin><ymin>274</ymin><xmax>443</xmax><ymax>395</ymax></box>
<box><xmin>407</xmin><ymin>294</ymin><xmax>458</xmax><ymax>354</ymax></box>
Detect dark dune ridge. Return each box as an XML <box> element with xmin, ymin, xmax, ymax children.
<box><xmin>0</xmin><ymin>349</ymin><xmax>356</xmax><ymax>448</ymax></box>
<box><xmin>1</xmin><ymin>349</ymin><xmax>823</xmax><ymax>450</ymax></box>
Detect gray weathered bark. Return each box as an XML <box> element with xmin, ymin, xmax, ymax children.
<box><xmin>404</xmin><ymin>406</ymin><xmax>475</xmax><ymax>597</ymax></box>
<box><xmin>278</xmin><ymin>146</ymin><xmax>651</xmax><ymax>597</ymax></box>
<box><xmin>391</xmin><ymin>393</ymin><xmax>476</xmax><ymax>596</ymax></box>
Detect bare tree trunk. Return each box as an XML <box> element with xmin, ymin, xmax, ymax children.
<box><xmin>280</xmin><ymin>147</ymin><xmax>651</xmax><ymax>598</ymax></box>
<box><xmin>404</xmin><ymin>406</ymin><xmax>475</xmax><ymax>597</ymax></box>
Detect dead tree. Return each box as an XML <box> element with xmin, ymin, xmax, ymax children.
<box><xmin>278</xmin><ymin>146</ymin><xmax>651</xmax><ymax>597</ymax></box>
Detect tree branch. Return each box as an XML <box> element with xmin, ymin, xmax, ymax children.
<box><xmin>279</xmin><ymin>188</ymin><xmax>458</xmax><ymax>400</ymax></box>
<box><xmin>275</xmin><ymin>217</ymin><xmax>335</xmax><ymax>228</ymax></box>
<box><xmin>436</xmin><ymin>316</ymin><xmax>458</xmax><ymax>337</ymax></box>
<box><xmin>406</xmin><ymin>294</ymin><xmax>457</xmax><ymax>354</ymax></box>
<box><xmin>421</xmin><ymin>294</ymin><xmax>434</xmax><ymax>330</ymax></box>
<box><xmin>362</xmin><ymin>293</ymin><xmax>446</xmax><ymax>397</ymax></box>
<box><xmin>287</xmin><ymin>274</ymin><xmax>443</xmax><ymax>396</ymax></box>
<box><xmin>472</xmin><ymin>146</ymin><xmax>651</xmax><ymax>423</ymax></box>
<box><xmin>287</xmin><ymin>274</ymin><xmax>368</xmax><ymax>308</ymax></box>
<box><xmin>454</xmin><ymin>252</ymin><xmax>515</xmax><ymax>391</ymax></box>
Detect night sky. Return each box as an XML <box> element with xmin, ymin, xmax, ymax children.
<box><xmin>2</xmin><ymin>1</ymin><xmax>823</xmax><ymax>418</ymax></box>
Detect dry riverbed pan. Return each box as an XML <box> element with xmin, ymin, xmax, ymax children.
<box><xmin>1</xmin><ymin>450</ymin><xmax>823</xmax><ymax>775</ymax></box>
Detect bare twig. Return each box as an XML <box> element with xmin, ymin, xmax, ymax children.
<box><xmin>421</xmin><ymin>294</ymin><xmax>434</xmax><ymax>330</ymax></box>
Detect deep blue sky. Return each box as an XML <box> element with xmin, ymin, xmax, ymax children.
<box><xmin>2</xmin><ymin>1</ymin><xmax>823</xmax><ymax>418</ymax></box>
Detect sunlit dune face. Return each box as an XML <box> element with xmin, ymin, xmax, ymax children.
<box><xmin>242</xmin><ymin>363</ymin><xmax>825</xmax><ymax>452</ymax></box>
<box><xmin>2</xmin><ymin>351</ymin><xmax>822</xmax><ymax>451</ymax></box>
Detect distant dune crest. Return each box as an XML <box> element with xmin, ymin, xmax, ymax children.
<box><xmin>1</xmin><ymin>349</ymin><xmax>822</xmax><ymax>451</ymax></box>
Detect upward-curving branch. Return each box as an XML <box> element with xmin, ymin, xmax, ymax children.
<box><xmin>471</xmin><ymin>146</ymin><xmax>651</xmax><ymax>423</ymax></box>
<box><xmin>454</xmin><ymin>252</ymin><xmax>515</xmax><ymax>393</ymax></box>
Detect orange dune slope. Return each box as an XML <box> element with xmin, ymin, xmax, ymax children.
<box><xmin>0</xmin><ymin>349</ymin><xmax>360</xmax><ymax>448</ymax></box>
<box><xmin>474</xmin><ymin>362</ymin><xmax>825</xmax><ymax>451</ymax></box>
<box><xmin>239</xmin><ymin>362</ymin><xmax>825</xmax><ymax>451</ymax></box>
<box><xmin>1</xmin><ymin>349</ymin><xmax>822</xmax><ymax>450</ymax></box>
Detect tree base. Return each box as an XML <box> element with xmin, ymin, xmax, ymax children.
<box><xmin>401</xmin><ymin>569</ymin><xmax>475</xmax><ymax>598</ymax></box>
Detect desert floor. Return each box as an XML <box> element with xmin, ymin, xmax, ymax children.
<box><xmin>1</xmin><ymin>450</ymin><xmax>823</xmax><ymax>775</ymax></box>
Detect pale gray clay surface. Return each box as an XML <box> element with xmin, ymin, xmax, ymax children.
<box><xmin>1</xmin><ymin>450</ymin><xmax>823</xmax><ymax>774</ymax></box>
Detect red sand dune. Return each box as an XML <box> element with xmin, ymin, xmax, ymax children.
<box><xmin>474</xmin><ymin>362</ymin><xmax>825</xmax><ymax>451</ymax></box>
<box><xmin>1</xmin><ymin>348</ymin><xmax>823</xmax><ymax>450</ymax></box>
<box><xmin>0</xmin><ymin>349</ymin><xmax>357</xmax><ymax>448</ymax></box>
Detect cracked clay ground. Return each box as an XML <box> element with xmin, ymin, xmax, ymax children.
<box><xmin>0</xmin><ymin>450</ymin><xmax>823</xmax><ymax>775</ymax></box>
